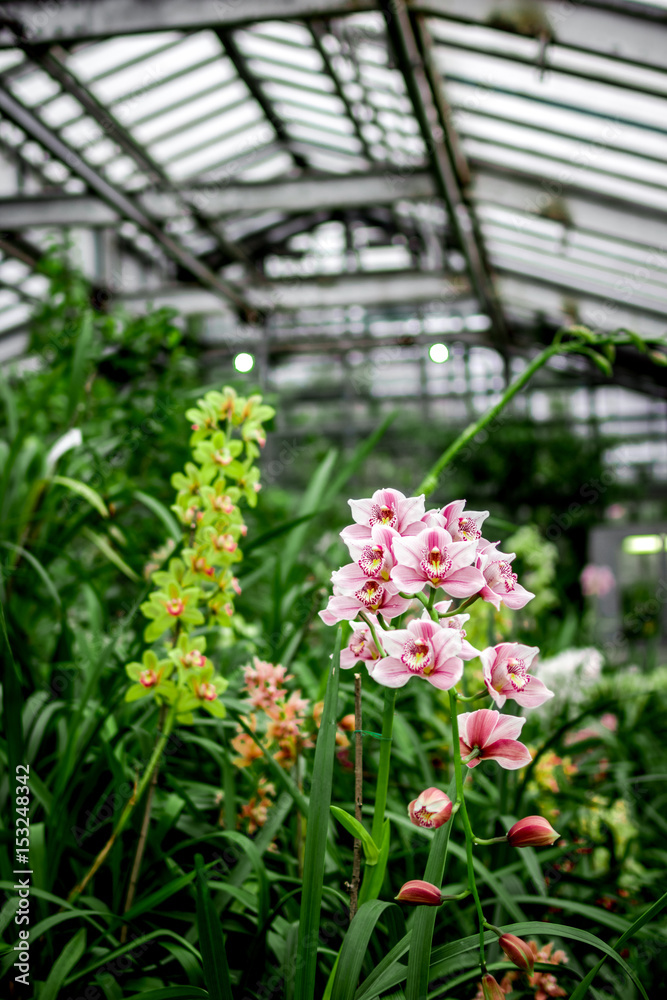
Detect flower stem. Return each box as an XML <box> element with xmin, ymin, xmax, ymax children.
<box><xmin>67</xmin><ymin>703</ymin><xmax>177</xmax><ymax>904</ymax></box>
<box><xmin>359</xmin><ymin>611</ymin><xmax>387</xmax><ymax>658</ymax></box>
<box><xmin>474</xmin><ymin>835</ymin><xmax>508</xmax><ymax>846</ymax></box>
<box><xmin>455</xmin><ymin>689</ymin><xmax>488</xmax><ymax>703</ymax></box>
<box><xmin>449</xmin><ymin>689</ymin><xmax>487</xmax><ymax>974</ymax></box>
<box><xmin>370</xmin><ymin>686</ymin><xmax>396</xmax><ymax>846</ymax></box>
<box><xmin>416</xmin><ymin>339</ymin><xmax>583</xmax><ymax>496</ymax></box>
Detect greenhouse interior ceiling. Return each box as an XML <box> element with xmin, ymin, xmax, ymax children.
<box><xmin>0</xmin><ymin>0</ymin><xmax>666</xmax><ymax>478</ymax></box>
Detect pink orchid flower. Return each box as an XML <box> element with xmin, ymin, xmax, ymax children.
<box><xmin>434</xmin><ymin>601</ymin><xmax>480</xmax><ymax>660</ymax></box>
<box><xmin>409</xmin><ymin>787</ymin><xmax>453</xmax><ymax>828</ymax></box>
<box><xmin>341</xmin><ymin>488</ymin><xmax>425</xmax><ymax>545</ymax></box>
<box><xmin>372</xmin><ymin>618</ymin><xmax>463</xmax><ymax>690</ymax></box>
<box><xmin>438</xmin><ymin>499</ymin><xmax>489</xmax><ymax>543</ymax></box>
<box><xmin>476</xmin><ymin>541</ymin><xmax>534</xmax><ymax>610</ymax></box>
<box><xmin>391</xmin><ymin>527</ymin><xmax>485</xmax><ymax>597</ymax></box>
<box><xmin>333</xmin><ymin>524</ymin><xmax>400</xmax><ymax>590</ymax></box>
<box><xmin>319</xmin><ymin>581</ymin><xmax>410</xmax><ymax>625</ymax></box>
<box><xmin>340</xmin><ymin>619</ymin><xmax>382</xmax><ymax>670</ymax></box>
<box><xmin>458</xmin><ymin>709</ymin><xmax>532</xmax><ymax>770</ymax></box>
<box><xmin>481</xmin><ymin>642</ymin><xmax>553</xmax><ymax>709</ymax></box>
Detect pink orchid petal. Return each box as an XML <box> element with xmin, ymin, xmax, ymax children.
<box><xmin>379</xmin><ymin>594</ymin><xmax>412</xmax><ymax>619</ymax></box>
<box><xmin>382</xmin><ymin>629</ymin><xmax>412</xmax><ymax>657</ymax></box>
<box><xmin>392</xmin><ymin>535</ymin><xmax>423</xmax><ymax>568</ymax></box>
<box><xmin>483</xmin><ymin>738</ymin><xmax>532</xmax><ymax>769</ymax></box>
<box><xmin>441</xmin><ymin>567</ymin><xmax>485</xmax><ymax>598</ymax></box>
<box><xmin>447</xmin><ymin>538</ymin><xmax>478</xmax><ymax>570</ymax></box>
<box><xmin>501</xmin><ymin>585</ymin><xmax>535</xmax><ymax>609</ymax></box>
<box><xmin>459</xmin><ymin>709</ymin><xmax>499</xmax><ymax>748</ymax></box>
<box><xmin>348</xmin><ymin>498</ymin><xmax>375</xmax><ymax>525</ymax></box>
<box><xmin>512</xmin><ymin>677</ymin><xmax>554</xmax><ymax>708</ymax></box>
<box><xmin>340</xmin><ymin>524</ymin><xmax>372</xmax><ymax>548</ymax></box>
<box><xmin>490</xmin><ymin>713</ymin><xmax>526</xmax><ymax>741</ymax></box>
<box><xmin>427</xmin><ymin>657</ymin><xmax>463</xmax><ymax>690</ymax></box>
<box><xmin>479</xmin><ymin>584</ymin><xmax>502</xmax><ymax>610</ymax></box>
<box><xmin>332</xmin><ymin>563</ymin><xmax>370</xmax><ymax>589</ymax></box>
<box><xmin>372</xmin><ymin>656</ymin><xmax>412</xmax><ymax>688</ymax></box>
<box><xmin>390</xmin><ymin>565</ymin><xmax>428</xmax><ymax>594</ymax></box>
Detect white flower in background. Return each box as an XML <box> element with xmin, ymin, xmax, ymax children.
<box><xmin>533</xmin><ymin>647</ymin><xmax>603</xmax><ymax>703</ymax></box>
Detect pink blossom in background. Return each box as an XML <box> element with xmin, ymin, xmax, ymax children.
<box><xmin>372</xmin><ymin>618</ymin><xmax>464</xmax><ymax>690</ymax></box>
<box><xmin>391</xmin><ymin>526</ymin><xmax>485</xmax><ymax>597</ymax></box>
<box><xmin>434</xmin><ymin>601</ymin><xmax>480</xmax><ymax>659</ymax></box>
<box><xmin>340</xmin><ymin>619</ymin><xmax>382</xmax><ymax>670</ymax></box>
<box><xmin>319</xmin><ymin>581</ymin><xmax>411</xmax><ymax>624</ymax></box>
<box><xmin>481</xmin><ymin>642</ymin><xmax>553</xmax><ymax>709</ymax></box>
<box><xmin>408</xmin><ymin>786</ymin><xmax>453</xmax><ymax>828</ymax></box>
<box><xmin>477</xmin><ymin>541</ymin><xmax>534</xmax><ymax>610</ymax></box>
<box><xmin>580</xmin><ymin>563</ymin><xmax>616</xmax><ymax>597</ymax></box>
<box><xmin>342</xmin><ymin>488</ymin><xmax>425</xmax><ymax>545</ymax></box>
<box><xmin>244</xmin><ymin>657</ymin><xmax>292</xmax><ymax>710</ymax></box>
<box><xmin>458</xmin><ymin>709</ymin><xmax>532</xmax><ymax>770</ymax></box>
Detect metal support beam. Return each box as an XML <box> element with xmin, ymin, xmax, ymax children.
<box><xmin>121</xmin><ymin>270</ymin><xmax>469</xmax><ymax>314</ymax></box>
<box><xmin>0</xmin><ymin>87</ymin><xmax>251</xmax><ymax>313</ymax></box>
<box><xmin>0</xmin><ymin>1</ymin><xmax>378</xmax><ymax>45</ymax></box>
<box><xmin>215</xmin><ymin>29</ymin><xmax>308</xmax><ymax>171</ymax></box>
<box><xmin>380</xmin><ymin>2</ymin><xmax>507</xmax><ymax>345</ymax></box>
<box><xmin>0</xmin><ymin>172</ymin><xmax>438</xmax><ymax>228</ymax></box>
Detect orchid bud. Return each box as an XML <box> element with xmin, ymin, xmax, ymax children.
<box><xmin>408</xmin><ymin>787</ymin><xmax>453</xmax><ymax>829</ymax></box>
<box><xmin>395</xmin><ymin>879</ymin><xmax>443</xmax><ymax>906</ymax></box>
<box><xmin>499</xmin><ymin>933</ymin><xmax>535</xmax><ymax>973</ymax></box>
<box><xmin>481</xmin><ymin>974</ymin><xmax>506</xmax><ymax>1000</ymax></box>
<box><xmin>507</xmin><ymin>815</ymin><xmax>560</xmax><ymax>848</ymax></box>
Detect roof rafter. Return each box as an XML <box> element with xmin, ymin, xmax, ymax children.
<box><xmin>0</xmin><ymin>171</ymin><xmax>438</xmax><ymax>228</ymax></box>
<box><xmin>379</xmin><ymin>1</ymin><xmax>508</xmax><ymax>346</ymax></box>
<box><xmin>0</xmin><ymin>84</ymin><xmax>253</xmax><ymax>313</ymax></box>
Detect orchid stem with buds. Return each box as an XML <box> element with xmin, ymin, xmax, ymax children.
<box><xmin>449</xmin><ymin>688</ymin><xmax>487</xmax><ymax>975</ymax></box>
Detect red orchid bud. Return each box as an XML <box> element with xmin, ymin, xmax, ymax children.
<box><xmin>507</xmin><ymin>815</ymin><xmax>560</xmax><ymax>847</ymax></box>
<box><xmin>499</xmin><ymin>933</ymin><xmax>535</xmax><ymax>973</ymax></box>
<box><xmin>409</xmin><ymin>787</ymin><xmax>453</xmax><ymax>829</ymax></box>
<box><xmin>395</xmin><ymin>880</ymin><xmax>443</xmax><ymax>906</ymax></box>
<box><xmin>481</xmin><ymin>974</ymin><xmax>506</xmax><ymax>1000</ymax></box>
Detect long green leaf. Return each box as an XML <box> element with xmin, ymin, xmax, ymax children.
<box><xmin>405</xmin><ymin>776</ymin><xmax>457</xmax><ymax>1000</ymax></box>
<box><xmin>81</xmin><ymin>526</ymin><xmax>140</xmax><ymax>581</ymax></box>
<box><xmin>294</xmin><ymin>627</ymin><xmax>342</xmax><ymax>1000</ymax></box>
<box><xmin>332</xmin><ymin>900</ymin><xmax>400</xmax><ymax>1000</ymax></box>
<box><xmin>68</xmin><ymin>310</ymin><xmax>93</xmax><ymax>418</ymax></box>
<box><xmin>502</xmin><ymin>921</ymin><xmax>648</xmax><ymax>1000</ymax></box>
<box><xmin>195</xmin><ymin>853</ymin><xmax>233</xmax><ymax>1000</ymax></box>
<box><xmin>40</xmin><ymin>927</ymin><xmax>87</xmax><ymax>1000</ymax></box>
<box><xmin>52</xmin><ymin>474</ymin><xmax>109</xmax><ymax>517</ymax></box>
<box><xmin>331</xmin><ymin>806</ymin><xmax>379</xmax><ymax>865</ymax></box>
<box><xmin>357</xmin><ymin>818</ymin><xmax>391</xmax><ymax>907</ymax></box>
<box><xmin>133</xmin><ymin>489</ymin><xmax>182</xmax><ymax>542</ymax></box>
<box><xmin>568</xmin><ymin>887</ymin><xmax>667</xmax><ymax>1000</ymax></box>
<box><xmin>355</xmin><ymin>930</ymin><xmax>412</xmax><ymax>1000</ymax></box>
<box><xmin>123</xmin><ymin>990</ymin><xmax>208</xmax><ymax>1000</ymax></box>
<box><xmin>0</xmin><ymin>540</ymin><xmax>61</xmax><ymax>608</ymax></box>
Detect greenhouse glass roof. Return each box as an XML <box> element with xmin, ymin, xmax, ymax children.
<box><xmin>0</xmin><ymin>0</ymin><xmax>666</xmax><ymax>406</ymax></box>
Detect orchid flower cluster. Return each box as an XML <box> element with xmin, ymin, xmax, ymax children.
<box><xmin>320</xmin><ymin>488</ymin><xmax>562</xmax><ymax>994</ymax></box>
<box><xmin>124</xmin><ymin>387</ymin><xmax>274</xmax><ymax>725</ymax></box>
